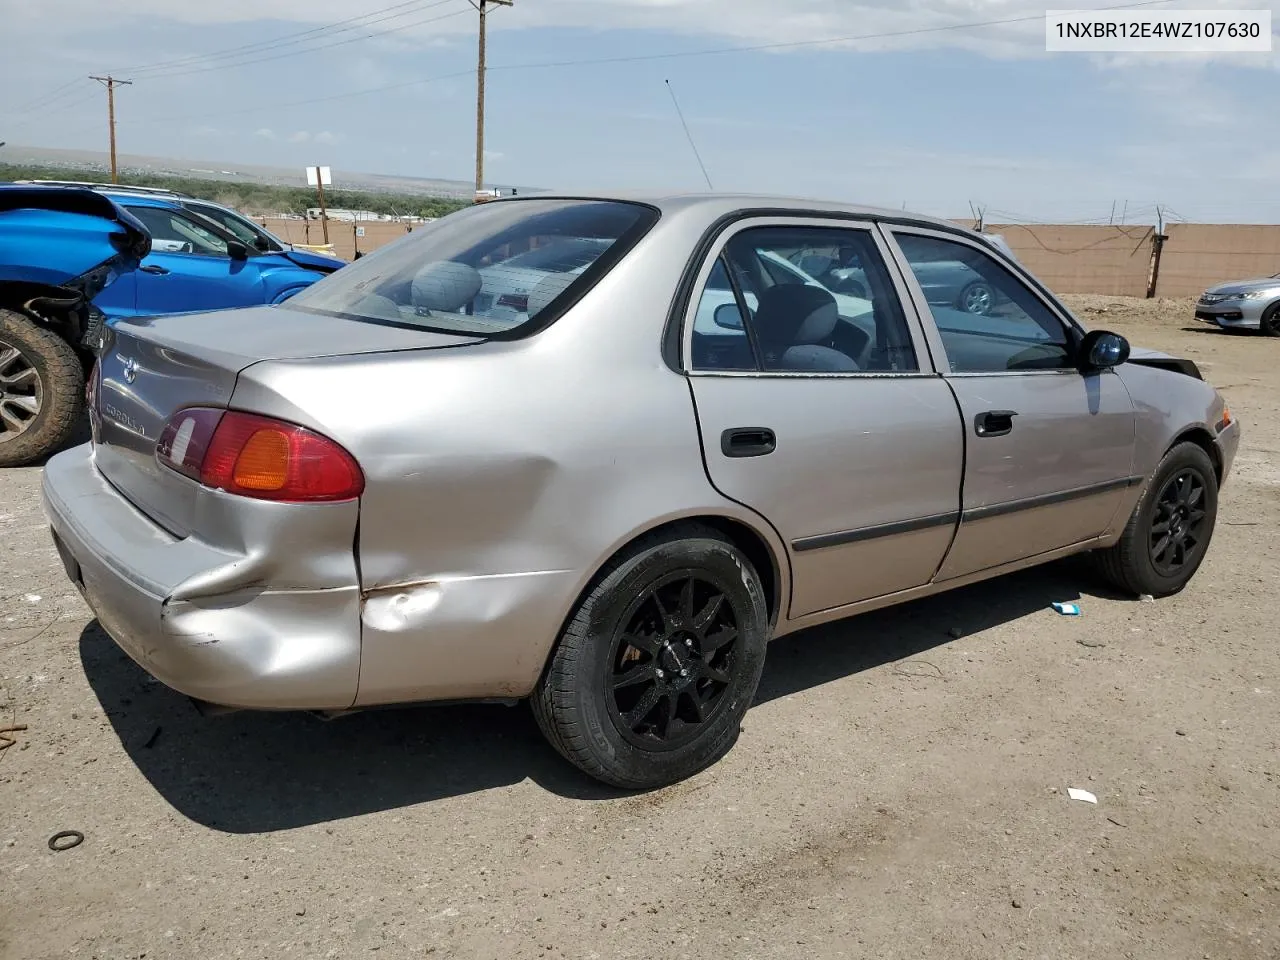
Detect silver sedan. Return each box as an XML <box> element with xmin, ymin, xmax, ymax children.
<box><xmin>1195</xmin><ymin>273</ymin><xmax>1280</xmax><ymax>335</ymax></box>
<box><xmin>41</xmin><ymin>193</ymin><xmax>1241</xmax><ymax>789</ymax></box>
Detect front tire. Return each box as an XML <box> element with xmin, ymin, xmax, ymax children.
<box><xmin>1094</xmin><ymin>442</ymin><xmax>1219</xmax><ymax>597</ymax></box>
<box><xmin>0</xmin><ymin>308</ymin><xmax>85</xmax><ymax>468</ymax></box>
<box><xmin>1260</xmin><ymin>302</ymin><xmax>1280</xmax><ymax>337</ymax></box>
<box><xmin>532</xmin><ymin>525</ymin><xmax>770</xmax><ymax>790</ymax></box>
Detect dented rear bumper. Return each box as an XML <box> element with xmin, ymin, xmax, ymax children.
<box><xmin>42</xmin><ymin>443</ymin><xmax>362</xmax><ymax>711</ymax></box>
<box><xmin>41</xmin><ymin>442</ymin><xmax>571</xmax><ymax>712</ymax></box>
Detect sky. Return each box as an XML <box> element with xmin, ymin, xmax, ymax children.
<box><xmin>0</xmin><ymin>0</ymin><xmax>1277</xmax><ymax>223</ymax></box>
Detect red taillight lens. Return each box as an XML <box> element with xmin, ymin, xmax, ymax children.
<box><xmin>156</xmin><ymin>408</ymin><xmax>364</xmax><ymax>503</ymax></box>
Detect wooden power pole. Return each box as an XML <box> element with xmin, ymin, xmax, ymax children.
<box><xmin>89</xmin><ymin>75</ymin><xmax>132</xmax><ymax>183</ymax></box>
<box><xmin>472</xmin><ymin>0</ymin><xmax>512</xmax><ymax>199</ymax></box>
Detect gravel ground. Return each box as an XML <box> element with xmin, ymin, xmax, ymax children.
<box><xmin>2</xmin><ymin>296</ymin><xmax>1277</xmax><ymax>960</ymax></box>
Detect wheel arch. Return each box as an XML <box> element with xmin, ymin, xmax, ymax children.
<box><xmin>1167</xmin><ymin>426</ymin><xmax>1222</xmax><ymax>483</ymax></box>
<box><xmin>535</xmin><ymin>512</ymin><xmax>786</xmax><ymax>684</ymax></box>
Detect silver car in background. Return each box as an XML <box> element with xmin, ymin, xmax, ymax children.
<box><xmin>41</xmin><ymin>192</ymin><xmax>1240</xmax><ymax>790</ymax></box>
<box><xmin>1195</xmin><ymin>272</ymin><xmax>1280</xmax><ymax>335</ymax></box>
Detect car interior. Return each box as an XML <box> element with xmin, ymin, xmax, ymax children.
<box><xmin>690</xmin><ymin>229</ymin><xmax>919</xmax><ymax>374</ymax></box>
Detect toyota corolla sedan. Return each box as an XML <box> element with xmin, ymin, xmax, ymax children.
<box><xmin>41</xmin><ymin>193</ymin><xmax>1240</xmax><ymax>790</ymax></box>
<box><xmin>1195</xmin><ymin>272</ymin><xmax>1280</xmax><ymax>335</ymax></box>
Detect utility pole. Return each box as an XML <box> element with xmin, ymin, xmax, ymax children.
<box><xmin>472</xmin><ymin>0</ymin><xmax>512</xmax><ymax>199</ymax></box>
<box><xmin>313</xmin><ymin>166</ymin><xmax>331</xmax><ymax>245</ymax></box>
<box><xmin>89</xmin><ymin>75</ymin><xmax>132</xmax><ymax>183</ymax></box>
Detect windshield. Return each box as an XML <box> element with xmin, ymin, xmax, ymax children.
<box><xmin>286</xmin><ymin>199</ymin><xmax>658</xmax><ymax>336</ymax></box>
<box><xmin>184</xmin><ymin>201</ymin><xmax>283</xmax><ymax>250</ymax></box>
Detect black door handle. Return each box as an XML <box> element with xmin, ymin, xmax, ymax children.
<box><xmin>139</xmin><ymin>264</ymin><xmax>169</xmax><ymax>275</ymax></box>
<box><xmin>975</xmin><ymin>410</ymin><xmax>1017</xmax><ymax>438</ymax></box>
<box><xmin>721</xmin><ymin>427</ymin><xmax>776</xmax><ymax>458</ymax></box>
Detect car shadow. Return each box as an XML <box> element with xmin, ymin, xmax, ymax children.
<box><xmin>80</xmin><ymin>557</ymin><xmax>1124</xmax><ymax>833</ymax></box>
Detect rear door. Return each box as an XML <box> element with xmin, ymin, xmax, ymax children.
<box><xmin>683</xmin><ymin>217</ymin><xmax>965</xmax><ymax>620</ymax></box>
<box><xmin>883</xmin><ymin>226</ymin><xmax>1138</xmax><ymax>580</ymax></box>
<box><xmin>118</xmin><ymin>205</ymin><xmax>266</xmax><ymax>315</ymax></box>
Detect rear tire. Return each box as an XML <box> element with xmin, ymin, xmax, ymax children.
<box><xmin>1093</xmin><ymin>442</ymin><xmax>1218</xmax><ymax>597</ymax></box>
<box><xmin>0</xmin><ymin>308</ymin><xmax>85</xmax><ymax>468</ymax></box>
<box><xmin>532</xmin><ymin>524</ymin><xmax>770</xmax><ymax>790</ymax></box>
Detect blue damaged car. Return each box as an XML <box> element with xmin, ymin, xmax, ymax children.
<box><xmin>1</xmin><ymin>185</ymin><xmax>346</xmax><ymax>467</ymax></box>
<box><xmin>0</xmin><ymin>186</ymin><xmax>150</xmax><ymax>467</ymax></box>
<box><xmin>90</xmin><ymin>191</ymin><xmax>344</xmax><ymax>321</ymax></box>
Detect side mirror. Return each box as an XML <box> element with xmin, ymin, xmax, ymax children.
<box><xmin>227</xmin><ymin>240</ymin><xmax>250</xmax><ymax>261</ymax></box>
<box><xmin>253</xmin><ymin>236</ymin><xmax>271</xmax><ymax>252</ymax></box>
<box><xmin>1079</xmin><ymin>329</ymin><xmax>1130</xmax><ymax>371</ymax></box>
<box><xmin>713</xmin><ymin>302</ymin><xmax>745</xmax><ymax>330</ymax></box>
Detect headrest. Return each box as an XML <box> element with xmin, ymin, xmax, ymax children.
<box><xmin>754</xmin><ymin>284</ymin><xmax>839</xmax><ymax>346</ymax></box>
<box><xmin>410</xmin><ymin>260</ymin><xmax>482</xmax><ymax>313</ymax></box>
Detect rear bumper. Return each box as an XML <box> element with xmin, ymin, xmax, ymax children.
<box><xmin>41</xmin><ymin>444</ymin><xmax>362</xmax><ymax>710</ymax></box>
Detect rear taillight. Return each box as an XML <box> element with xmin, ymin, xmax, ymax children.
<box><xmin>156</xmin><ymin>407</ymin><xmax>364</xmax><ymax>503</ymax></box>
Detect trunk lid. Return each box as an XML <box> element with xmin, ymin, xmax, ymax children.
<box><xmin>92</xmin><ymin>304</ymin><xmax>482</xmax><ymax>535</ymax></box>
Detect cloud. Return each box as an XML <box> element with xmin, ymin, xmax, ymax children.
<box><xmin>315</xmin><ymin>130</ymin><xmax>338</xmax><ymax>145</ymax></box>
<box><xmin>254</xmin><ymin>127</ymin><xmax>276</xmax><ymax>140</ymax></box>
<box><xmin>483</xmin><ymin>149</ymin><xmax>504</xmax><ymax>161</ymax></box>
<box><xmin>16</xmin><ymin>0</ymin><xmax>1280</xmax><ymax>66</ymax></box>
<box><xmin>288</xmin><ymin>130</ymin><xmax>311</xmax><ymax>143</ymax></box>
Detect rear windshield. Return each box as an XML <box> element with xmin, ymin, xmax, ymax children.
<box><xmin>285</xmin><ymin>199</ymin><xmax>658</xmax><ymax>336</ymax></box>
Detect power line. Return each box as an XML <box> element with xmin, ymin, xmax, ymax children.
<box><xmin>115</xmin><ymin>0</ymin><xmax>447</xmax><ymax>75</ymax></box>
<box><xmin>6</xmin><ymin>78</ymin><xmax>87</xmax><ymax>118</ymax></box>
<box><xmin>103</xmin><ymin>0</ymin><xmax>1180</xmax><ymax>131</ymax></box>
<box><xmin>131</xmin><ymin>5</ymin><xmax>470</xmax><ymax>81</ymax></box>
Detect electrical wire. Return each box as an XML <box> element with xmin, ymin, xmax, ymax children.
<box><xmin>102</xmin><ymin>0</ymin><xmax>1181</xmax><ymax>130</ymax></box>
<box><xmin>132</xmin><ymin>5</ymin><xmax>471</xmax><ymax>80</ymax></box>
<box><xmin>116</xmin><ymin>0</ymin><xmax>451</xmax><ymax>75</ymax></box>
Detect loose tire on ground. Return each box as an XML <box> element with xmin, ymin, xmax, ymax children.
<box><xmin>1093</xmin><ymin>441</ymin><xmax>1219</xmax><ymax>598</ymax></box>
<box><xmin>0</xmin><ymin>308</ymin><xmax>85</xmax><ymax>468</ymax></box>
<box><xmin>532</xmin><ymin>524</ymin><xmax>770</xmax><ymax>790</ymax></box>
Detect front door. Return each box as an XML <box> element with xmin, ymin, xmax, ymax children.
<box><xmin>684</xmin><ymin>219</ymin><xmax>966</xmax><ymax>619</ymax></box>
<box><xmin>118</xmin><ymin>205</ymin><xmax>265</xmax><ymax>316</ymax></box>
<box><xmin>885</xmin><ymin>228</ymin><xmax>1138</xmax><ymax>580</ymax></box>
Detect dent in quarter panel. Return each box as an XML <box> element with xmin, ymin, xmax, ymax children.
<box><xmin>231</xmin><ymin>246</ymin><xmax>780</xmax><ymax>700</ymax></box>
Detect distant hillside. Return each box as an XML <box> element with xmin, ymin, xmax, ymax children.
<box><xmin>0</xmin><ymin>161</ymin><xmax>469</xmax><ymax>220</ymax></box>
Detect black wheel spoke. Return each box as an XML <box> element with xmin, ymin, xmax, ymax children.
<box><xmin>621</xmin><ymin>631</ymin><xmax>660</xmax><ymax>656</ymax></box>
<box><xmin>702</xmin><ymin>626</ymin><xmax>737</xmax><ymax>654</ymax></box>
<box><xmin>692</xmin><ymin>593</ymin><xmax>724</xmax><ymax>631</ymax></box>
<box><xmin>679</xmin><ymin>577</ymin><xmax>696</xmax><ymax>619</ymax></box>
<box><xmin>624</xmin><ymin>686</ymin><xmax>663</xmax><ymax>730</ymax></box>
<box><xmin>701</xmin><ymin>664</ymin><xmax>732</xmax><ymax>685</ymax></box>
<box><xmin>613</xmin><ymin>664</ymin><xmax>655</xmax><ymax>691</ymax></box>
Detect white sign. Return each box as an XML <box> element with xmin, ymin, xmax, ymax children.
<box><xmin>355</xmin><ymin>226</ymin><xmax>366</xmax><ymax>238</ymax></box>
<box><xmin>306</xmin><ymin>166</ymin><xmax>333</xmax><ymax>186</ymax></box>
<box><xmin>1046</xmin><ymin>10</ymin><xmax>1272</xmax><ymax>52</ymax></box>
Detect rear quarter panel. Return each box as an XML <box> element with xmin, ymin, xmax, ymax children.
<box><xmin>228</xmin><ymin>208</ymin><xmax>791</xmax><ymax>703</ymax></box>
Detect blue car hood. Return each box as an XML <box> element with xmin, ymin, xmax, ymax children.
<box><xmin>282</xmin><ymin>247</ymin><xmax>345</xmax><ymax>272</ymax></box>
<box><xmin>0</xmin><ymin>186</ymin><xmax>151</xmax><ymax>296</ymax></box>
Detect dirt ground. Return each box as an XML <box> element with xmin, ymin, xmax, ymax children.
<box><xmin>2</xmin><ymin>295</ymin><xmax>1277</xmax><ymax>960</ymax></box>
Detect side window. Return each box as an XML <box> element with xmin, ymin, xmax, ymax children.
<box><xmin>690</xmin><ymin>258</ymin><xmax>756</xmax><ymax>371</ymax></box>
<box><xmin>128</xmin><ymin>207</ymin><xmax>230</xmax><ymax>258</ymax></box>
<box><xmin>693</xmin><ymin>225</ymin><xmax>919</xmax><ymax>374</ymax></box>
<box><xmin>893</xmin><ymin>233</ymin><xmax>1074</xmax><ymax>373</ymax></box>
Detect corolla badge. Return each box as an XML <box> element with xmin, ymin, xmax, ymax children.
<box><xmin>120</xmin><ymin>357</ymin><xmax>140</xmax><ymax>384</ymax></box>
